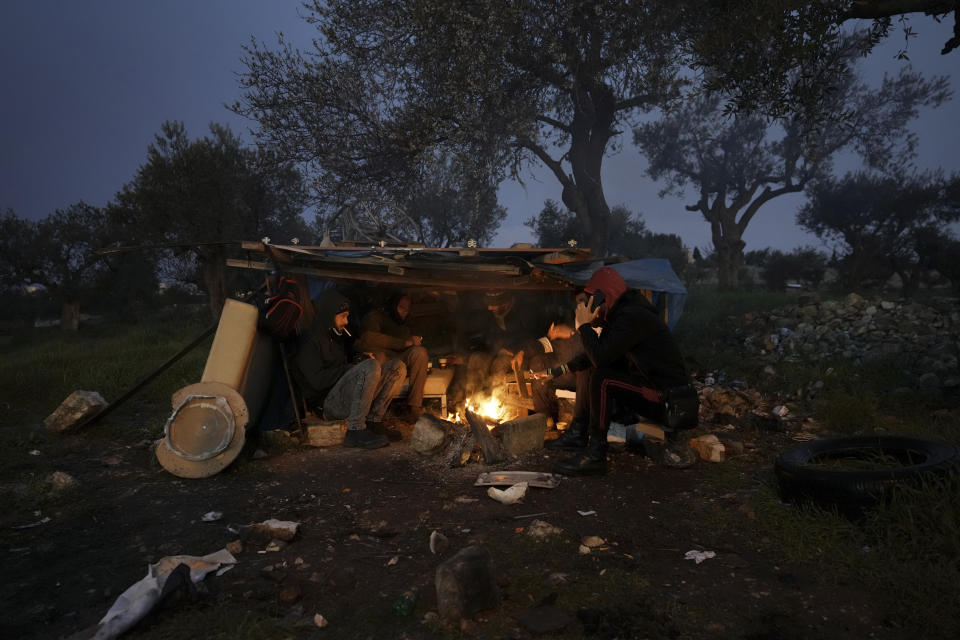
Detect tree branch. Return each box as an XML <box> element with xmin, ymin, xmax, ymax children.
<box><xmin>514</xmin><ymin>137</ymin><xmax>573</xmax><ymax>190</ymax></box>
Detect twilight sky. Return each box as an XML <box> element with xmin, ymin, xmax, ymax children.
<box><xmin>1</xmin><ymin>2</ymin><xmax>957</xmax><ymax>253</ymax></box>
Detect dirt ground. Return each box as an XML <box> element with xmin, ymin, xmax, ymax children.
<box><xmin>1</xmin><ymin>411</ymin><xmax>904</xmax><ymax>640</ymax></box>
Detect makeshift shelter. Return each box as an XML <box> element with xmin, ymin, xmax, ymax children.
<box><xmin>226</xmin><ymin>241</ymin><xmax>687</xmax><ymax>328</ymax></box>
<box><xmin>156</xmin><ymin>241</ymin><xmax>690</xmax><ymax>477</ymax></box>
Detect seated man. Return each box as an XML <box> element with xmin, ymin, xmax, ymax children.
<box><xmin>527</xmin><ymin>319</ymin><xmax>585</xmax><ymax>428</ymax></box>
<box><xmin>293</xmin><ymin>288</ymin><xmax>406</xmax><ymax>449</ymax></box>
<box><xmin>543</xmin><ymin>267</ymin><xmax>696</xmax><ymax>476</ymax></box>
<box><xmin>356</xmin><ymin>291</ymin><xmax>429</xmax><ymax>424</ymax></box>
<box><xmin>463</xmin><ymin>289</ymin><xmax>551</xmax><ymax>399</ymax></box>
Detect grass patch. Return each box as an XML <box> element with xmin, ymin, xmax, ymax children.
<box><xmin>743</xmin><ymin>470</ymin><xmax>960</xmax><ymax>638</ymax></box>
<box><xmin>0</xmin><ymin>315</ymin><xmax>210</xmax><ymax>432</ymax></box>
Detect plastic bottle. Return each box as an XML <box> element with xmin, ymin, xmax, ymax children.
<box><xmin>392</xmin><ymin>587</ymin><xmax>418</xmax><ymax>616</ymax></box>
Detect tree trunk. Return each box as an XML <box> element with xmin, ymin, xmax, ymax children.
<box><xmin>714</xmin><ymin>235</ymin><xmax>746</xmax><ymax>290</ymax></box>
<box><xmin>201</xmin><ymin>251</ymin><xmax>228</xmax><ymax>321</ymax></box>
<box><xmin>562</xmin><ymin>83</ymin><xmax>615</xmax><ymax>255</ymax></box>
<box><xmin>60</xmin><ymin>296</ymin><xmax>80</xmax><ymax>332</ymax></box>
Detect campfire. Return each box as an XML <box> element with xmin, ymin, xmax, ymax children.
<box><xmin>449</xmin><ymin>394</ymin><xmax>507</xmax><ymax>428</ymax></box>
<box><xmin>416</xmin><ymin>389</ymin><xmax>546</xmax><ymax>467</ymax></box>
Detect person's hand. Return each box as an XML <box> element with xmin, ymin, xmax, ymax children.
<box><xmin>528</xmin><ymin>369</ymin><xmax>549</xmax><ymax>380</ymax></box>
<box><xmin>411</xmin><ymin>335</ymin><xmax>423</xmax><ymax>346</ymax></box>
<box><xmin>575</xmin><ymin>297</ymin><xmax>600</xmax><ymax>329</ymax></box>
<box><xmin>510</xmin><ymin>350</ymin><xmax>525</xmax><ymax>372</ymax></box>
<box><xmin>547</xmin><ymin>322</ymin><xmax>575</xmax><ymax>341</ymax></box>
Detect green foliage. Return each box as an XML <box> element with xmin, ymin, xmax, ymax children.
<box><xmin>235</xmin><ymin>0</ymin><xmax>688</xmax><ymax>253</ymax></box>
<box><xmin>798</xmin><ymin>170</ymin><xmax>960</xmax><ymax>296</ymax></box>
<box><xmin>525</xmin><ymin>199</ymin><xmax>690</xmax><ymax>277</ymax></box>
<box><xmin>404</xmin><ymin>152</ymin><xmax>508</xmax><ymax>247</ymax></box>
<box><xmin>117</xmin><ymin>121</ymin><xmax>309</xmax><ymax>318</ymax></box>
<box><xmin>0</xmin><ymin>204</ymin><xmax>119</xmax><ymax>327</ymax></box>
<box><xmin>760</xmin><ymin>246</ymin><xmax>829</xmax><ymax>291</ymax></box>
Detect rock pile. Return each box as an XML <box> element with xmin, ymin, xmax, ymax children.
<box><xmin>734</xmin><ymin>292</ymin><xmax>960</xmax><ymax>391</ymax></box>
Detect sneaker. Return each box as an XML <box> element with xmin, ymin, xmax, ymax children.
<box><xmin>343</xmin><ymin>428</ymin><xmax>389</xmax><ymax>449</ymax></box>
<box><xmin>367</xmin><ymin>419</ymin><xmax>403</xmax><ymax>442</ymax></box>
<box><xmin>553</xmin><ymin>450</ymin><xmax>607</xmax><ymax>476</ymax></box>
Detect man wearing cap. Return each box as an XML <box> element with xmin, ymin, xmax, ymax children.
<box><xmin>544</xmin><ymin>267</ymin><xmax>694</xmax><ymax>476</ymax></box>
<box><xmin>293</xmin><ymin>288</ymin><xmax>406</xmax><ymax>449</ymax></box>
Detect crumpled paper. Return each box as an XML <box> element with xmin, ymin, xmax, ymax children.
<box><xmin>683</xmin><ymin>549</ymin><xmax>716</xmax><ymax>564</ymax></box>
<box><xmin>88</xmin><ymin>548</ymin><xmax>236</xmax><ymax>639</ymax></box>
<box><xmin>487</xmin><ymin>482</ymin><xmax>528</xmax><ymax>504</ymax></box>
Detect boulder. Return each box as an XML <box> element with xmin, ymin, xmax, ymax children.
<box><xmin>435</xmin><ymin>545</ymin><xmax>500</xmax><ymax>621</ymax></box>
<box><xmin>44</xmin><ymin>390</ymin><xmax>107</xmax><ymax>433</ymax></box>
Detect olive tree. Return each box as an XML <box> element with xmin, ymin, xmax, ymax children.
<box><xmin>797</xmin><ymin>169</ymin><xmax>960</xmax><ymax>295</ymax></box>
<box><xmin>634</xmin><ymin>58</ymin><xmax>949</xmax><ymax>289</ymax></box>
<box><xmin>117</xmin><ymin>121</ymin><xmax>309</xmax><ymax>318</ymax></box>
<box><xmin>235</xmin><ymin>0</ymin><xmax>687</xmax><ymax>254</ymax></box>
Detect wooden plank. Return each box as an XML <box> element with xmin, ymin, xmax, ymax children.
<box><xmin>225</xmin><ymin>259</ymin><xmax>574</xmax><ymax>291</ymax></box>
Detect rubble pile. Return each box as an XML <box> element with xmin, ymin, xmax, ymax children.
<box><xmin>735</xmin><ymin>293</ymin><xmax>960</xmax><ymax>390</ymax></box>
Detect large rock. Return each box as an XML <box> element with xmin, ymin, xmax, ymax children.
<box><xmin>497</xmin><ymin>413</ymin><xmax>547</xmax><ymax>457</ymax></box>
<box><xmin>435</xmin><ymin>545</ymin><xmax>500</xmax><ymax>621</ymax></box>
<box><xmin>44</xmin><ymin>390</ymin><xmax>107</xmax><ymax>433</ymax></box>
<box><xmin>410</xmin><ymin>414</ymin><xmax>453</xmax><ymax>455</ymax></box>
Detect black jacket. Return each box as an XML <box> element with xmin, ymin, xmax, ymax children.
<box><xmin>294</xmin><ymin>289</ymin><xmax>353</xmax><ymax>401</ymax></box>
<box><xmin>567</xmin><ymin>290</ymin><xmax>688</xmax><ymax>390</ymax></box>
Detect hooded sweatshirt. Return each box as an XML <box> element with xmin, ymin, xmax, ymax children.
<box><xmin>293</xmin><ymin>288</ymin><xmax>354</xmax><ymax>400</ymax></box>
<box><xmin>568</xmin><ymin>267</ymin><xmax>688</xmax><ymax>389</ymax></box>
<box><xmin>356</xmin><ymin>292</ymin><xmax>415</xmax><ymax>358</ymax></box>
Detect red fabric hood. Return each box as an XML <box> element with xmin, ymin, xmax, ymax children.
<box><xmin>584</xmin><ymin>267</ymin><xmax>627</xmax><ymax>317</ymax></box>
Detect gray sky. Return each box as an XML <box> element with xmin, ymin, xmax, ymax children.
<box><xmin>2</xmin><ymin>2</ymin><xmax>957</xmax><ymax>254</ymax></box>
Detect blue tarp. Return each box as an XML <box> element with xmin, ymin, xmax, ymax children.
<box><xmin>549</xmin><ymin>258</ymin><xmax>688</xmax><ymax>329</ymax></box>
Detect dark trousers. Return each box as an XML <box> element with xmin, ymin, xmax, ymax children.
<box><xmin>586</xmin><ymin>366</ymin><xmax>664</xmax><ymax>437</ymax></box>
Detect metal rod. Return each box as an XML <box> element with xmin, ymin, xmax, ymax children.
<box><xmin>73</xmin><ymin>322</ymin><xmax>217</xmax><ymax>431</ymax></box>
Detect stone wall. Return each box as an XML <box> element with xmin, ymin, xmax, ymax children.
<box><xmin>733</xmin><ymin>293</ymin><xmax>960</xmax><ymax>392</ymax></box>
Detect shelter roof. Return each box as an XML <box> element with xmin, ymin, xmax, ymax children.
<box><xmin>228</xmin><ymin>241</ymin><xmax>608</xmax><ymax>291</ymax></box>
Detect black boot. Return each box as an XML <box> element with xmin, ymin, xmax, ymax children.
<box><xmin>553</xmin><ymin>438</ymin><xmax>607</xmax><ymax>476</ymax></box>
<box><xmin>545</xmin><ymin>418</ymin><xmax>588</xmax><ymax>450</ymax></box>
<box><xmin>343</xmin><ymin>427</ymin><xmax>389</xmax><ymax>449</ymax></box>
<box><xmin>367</xmin><ymin>418</ymin><xmax>402</xmax><ymax>442</ymax></box>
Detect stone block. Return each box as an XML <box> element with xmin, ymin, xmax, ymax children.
<box><xmin>689</xmin><ymin>434</ymin><xmax>725</xmax><ymax>462</ymax></box>
<box><xmin>44</xmin><ymin>390</ymin><xmax>107</xmax><ymax>433</ymax></box>
<box><xmin>304</xmin><ymin>419</ymin><xmax>346</xmax><ymax>447</ymax></box>
<box><xmin>498</xmin><ymin>413</ymin><xmax>546</xmax><ymax>456</ymax></box>
<box><xmin>435</xmin><ymin>545</ymin><xmax>500</xmax><ymax>621</ymax></box>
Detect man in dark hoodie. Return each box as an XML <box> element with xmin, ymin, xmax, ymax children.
<box><xmin>544</xmin><ymin>267</ymin><xmax>694</xmax><ymax>476</ymax></box>
<box><xmin>356</xmin><ymin>292</ymin><xmax>429</xmax><ymax>425</ymax></box>
<box><xmin>294</xmin><ymin>288</ymin><xmax>406</xmax><ymax>449</ymax></box>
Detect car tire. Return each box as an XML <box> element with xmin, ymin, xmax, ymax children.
<box><xmin>774</xmin><ymin>435</ymin><xmax>960</xmax><ymax>512</ymax></box>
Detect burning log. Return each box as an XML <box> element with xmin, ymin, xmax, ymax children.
<box><xmin>443</xmin><ymin>429</ymin><xmax>476</xmax><ymax>468</ymax></box>
<box><xmin>465</xmin><ymin>409</ymin><xmax>506</xmax><ymax>464</ymax></box>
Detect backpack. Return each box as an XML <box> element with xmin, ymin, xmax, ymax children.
<box><xmin>258</xmin><ymin>275</ymin><xmax>303</xmax><ymax>340</ymax></box>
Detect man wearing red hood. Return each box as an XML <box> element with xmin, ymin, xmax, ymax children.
<box><xmin>546</xmin><ymin>266</ymin><xmax>694</xmax><ymax>476</ymax></box>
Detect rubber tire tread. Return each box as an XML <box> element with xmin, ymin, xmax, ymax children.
<box><xmin>774</xmin><ymin>435</ymin><xmax>960</xmax><ymax>510</ymax></box>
